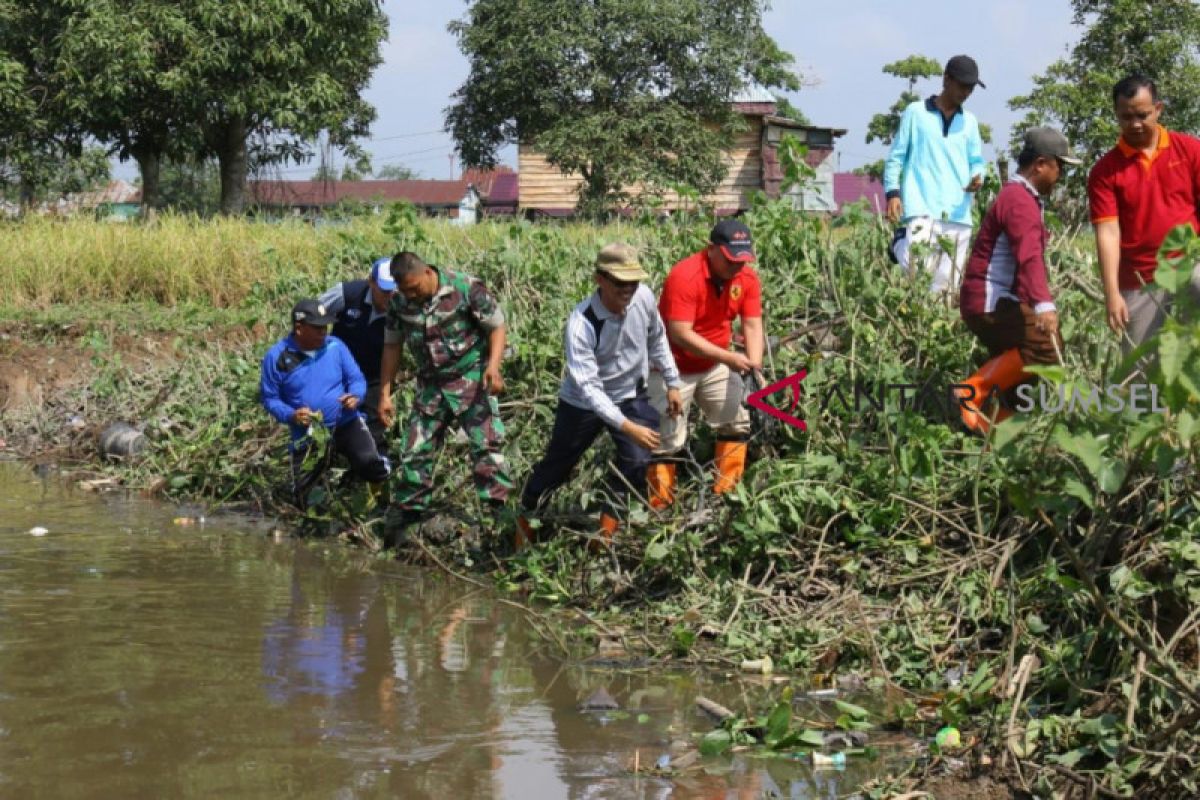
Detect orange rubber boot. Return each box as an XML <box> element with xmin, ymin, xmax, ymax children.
<box><xmin>514</xmin><ymin>515</ymin><xmax>536</xmax><ymax>551</ymax></box>
<box><xmin>713</xmin><ymin>439</ymin><xmax>748</xmax><ymax>495</ymax></box>
<box><xmin>647</xmin><ymin>462</ymin><xmax>676</xmax><ymax>509</ymax></box>
<box><xmin>598</xmin><ymin>513</ymin><xmax>620</xmax><ymax>543</ymax></box>
<box><xmin>959</xmin><ymin>349</ymin><xmax>1027</xmax><ymax>434</ymax></box>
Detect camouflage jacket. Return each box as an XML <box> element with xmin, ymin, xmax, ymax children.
<box><xmin>383</xmin><ymin>269</ymin><xmax>505</xmax><ymax>384</ymax></box>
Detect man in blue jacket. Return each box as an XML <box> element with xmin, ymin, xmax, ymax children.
<box><xmin>260</xmin><ymin>298</ymin><xmax>390</xmax><ymax>507</ymax></box>
<box><xmin>885</xmin><ymin>54</ymin><xmax>987</xmax><ymax>294</ymax></box>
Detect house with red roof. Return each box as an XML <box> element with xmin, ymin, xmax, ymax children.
<box><xmin>248</xmin><ymin>166</ymin><xmax>518</xmax><ymax>221</ymax></box>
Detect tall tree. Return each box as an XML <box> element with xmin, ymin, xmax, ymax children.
<box><xmin>156</xmin><ymin>157</ymin><xmax>220</xmax><ymax>215</ymax></box>
<box><xmin>446</xmin><ymin>0</ymin><xmax>799</xmax><ymax>217</ymax></box>
<box><xmin>52</xmin><ymin>1</ymin><xmax>200</xmax><ymax>215</ymax></box>
<box><xmin>183</xmin><ymin>0</ymin><xmax>388</xmax><ymax>214</ymax></box>
<box><xmin>772</xmin><ymin>94</ymin><xmax>810</xmax><ymax>126</ymax></box>
<box><xmin>0</xmin><ymin>2</ymin><xmax>94</xmax><ymax>210</ymax></box>
<box><xmin>374</xmin><ymin>163</ymin><xmax>419</xmax><ymax>180</ymax></box>
<box><xmin>1009</xmin><ymin>0</ymin><xmax>1200</xmax><ymax>214</ymax></box>
<box><xmin>856</xmin><ymin>55</ymin><xmax>941</xmax><ymax>181</ymax></box>
<box><xmin>0</xmin><ymin>4</ymin><xmax>33</xmax><ymax>143</ymax></box>
<box><xmin>0</xmin><ymin>146</ymin><xmax>110</xmax><ymax>208</ymax></box>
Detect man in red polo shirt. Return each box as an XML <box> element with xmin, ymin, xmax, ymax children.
<box><xmin>647</xmin><ymin>220</ymin><xmax>763</xmax><ymax>506</ymax></box>
<box><xmin>1088</xmin><ymin>74</ymin><xmax>1200</xmax><ymax>355</ymax></box>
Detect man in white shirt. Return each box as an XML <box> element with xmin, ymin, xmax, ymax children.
<box><xmin>517</xmin><ymin>243</ymin><xmax>682</xmax><ymax>548</ymax></box>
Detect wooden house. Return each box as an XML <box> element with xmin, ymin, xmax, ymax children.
<box><xmin>518</xmin><ymin>86</ymin><xmax>846</xmax><ymax>216</ymax></box>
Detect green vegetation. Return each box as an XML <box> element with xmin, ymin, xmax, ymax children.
<box><xmin>0</xmin><ymin>189</ymin><xmax>1197</xmax><ymax>796</ymax></box>
<box><xmin>857</xmin><ymin>55</ymin><xmax>944</xmax><ymax>182</ymax></box>
<box><xmin>0</xmin><ymin>0</ymin><xmax>387</xmax><ymax>213</ymax></box>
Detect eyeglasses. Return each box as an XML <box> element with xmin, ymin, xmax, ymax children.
<box><xmin>601</xmin><ymin>273</ymin><xmax>639</xmax><ymax>290</ymax></box>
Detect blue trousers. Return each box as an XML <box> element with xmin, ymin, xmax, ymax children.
<box><xmin>521</xmin><ymin>396</ymin><xmax>659</xmax><ymax>518</ymax></box>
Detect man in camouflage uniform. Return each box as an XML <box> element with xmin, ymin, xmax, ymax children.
<box><xmin>377</xmin><ymin>251</ymin><xmax>513</xmax><ymax>538</ymax></box>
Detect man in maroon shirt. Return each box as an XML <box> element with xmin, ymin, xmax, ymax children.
<box><xmin>957</xmin><ymin>127</ymin><xmax>1079</xmax><ymax>433</ymax></box>
<box><xmin>1088</xmin><ymin>74</ymin><xmax>1200</xmax><ymax>355</ymax></box>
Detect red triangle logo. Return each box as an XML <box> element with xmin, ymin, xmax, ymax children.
<box><xmin>746</xmin><ymin>370</ymin><xmax>807</xmax><ymax>432</ymax></box>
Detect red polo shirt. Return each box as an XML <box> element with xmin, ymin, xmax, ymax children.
<box><xmin>1087</xmin><ymin>128</ymin><xmax>1200</xmax><ymax>290</ymax></box>
<box><xmin>659</xmin><ymin>250</ymin><xmax>762</xmax><ymax>374</ymax></box>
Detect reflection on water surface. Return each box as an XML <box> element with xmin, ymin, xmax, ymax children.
<box><xmin>0</xmin><ymin>462</ymin><xmax>903</xmax><ymax>798</ymax></box>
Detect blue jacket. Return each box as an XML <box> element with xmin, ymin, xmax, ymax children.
<box><xmin>884</xmin><ymin>97</ymin><xmax>986</xmax><ymax>226</ymax></box>
<box><xmin>260</xmin><ymin>334</ymin><xmax>366</xmax><ymax>442</ymax></box>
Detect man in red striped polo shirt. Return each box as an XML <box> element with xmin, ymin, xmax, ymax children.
<box><xmin>1088</xmin><ymin>74</ymin><xmax>1200</xmax><ymax>355</ymax></box>
<box><xmin>957</xmin><ymin>127</ymin><xmax>1079</xmax><ymax>433</ymax></box>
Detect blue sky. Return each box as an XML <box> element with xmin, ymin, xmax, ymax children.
<box><xmin>231</xmin><ymin>0</ymin><xmax>1083</xmax><ymax>181</ymax></box>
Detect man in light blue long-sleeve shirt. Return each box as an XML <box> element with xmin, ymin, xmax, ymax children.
<box><xmin>884</xmin><ymin>54</ymin><xmax>987</xmax><ymax>294</ymax></box>
<box><xmin>517</xmin><ymin>243</ymin><xmax>683</xmax><ymax>547</ymax></box>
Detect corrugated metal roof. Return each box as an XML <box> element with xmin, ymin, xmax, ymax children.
<box><xmin>833</xmin><ymin>173</ymin><xmax>885</xmax><ymax>214</ymax></box>
<box><xmin>732</xmin><ymin>83</ymin><xmax>777</xmax><ymax>104</ymax></box>
<box><xmin>461</xmin><ymin>166</ymin><xmax>516</xmax><ymax>197</ymax></box>
<box><xmin>75</xmin><ymin>180</ymin><xmax>141</xmax><ymax>206</ymax></box>
<box><xmin>486</xmin><ymin>173</ymin><xmax>519</xmax><ymax>205</ymax></box>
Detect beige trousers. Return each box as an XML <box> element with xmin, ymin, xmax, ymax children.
<box><xmin>648</xmin><ymin>363</ymin><xmax>751</xmax><ymax>455</ymax></box>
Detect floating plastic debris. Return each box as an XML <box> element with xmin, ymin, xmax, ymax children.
<box><xmin>811</xmin><ymin>751</ymin><xmax>846</xmax><ymax>770</ymax></box>
<box><xmin>739</xmin><ymin>655</ymin><xmax>773</xmax><ymax>675</ymax></box>
<box><xmin>935</xmin><ymin>726</ymin><xmax>961</xmax><ymax>748</ymax></box>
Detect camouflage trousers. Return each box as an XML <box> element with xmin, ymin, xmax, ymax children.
<box><xmin>392</xmin><ymin>376</ymin><xmax>513</xmax><ymax>515</ymax></box>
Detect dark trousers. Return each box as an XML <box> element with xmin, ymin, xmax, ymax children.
<box><xmin>521</xmin><ymin>395</ymin><xmax>659</xmax><ymax>518</ymax></box>
<box><xmin>964</xmin><ymin>298</ymin><xmax>1064</xmax><ymax>409</ymax></box>
<box><xmin>963</xmin><ymin>298</ymin><xmax>1063</xmax><ymax>366</ymax></box>
<box><xmin>291</xmin><ymin>416</ymin><xmax>390</xmax><ymax>506</ymax></box>
<box><xmin>360</xmin><ymin>381</ymin><xmax>395</xmax><ymax>452</ymax></box>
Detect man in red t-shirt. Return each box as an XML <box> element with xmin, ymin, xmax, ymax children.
<box><xmin>647</xmin><ymin>220</ymin><xmax>764</xmax><ymax>506</ymax></box>
<box><xmin>1088</xmin><ymin>74</ymin><xmax>1200</xmax><ymax>355</ymax></box>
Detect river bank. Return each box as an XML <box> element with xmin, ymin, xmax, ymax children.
<box><xmin>9</xmin><ymin>460</ymin><xmax>952</xmax><ymax>799</ymax></box>
<box><xmin>2</xmin><ymin>209</ymin><xmax>1197</xmax><ymax>798</ymax></box>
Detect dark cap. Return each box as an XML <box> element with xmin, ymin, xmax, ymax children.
<box><xmin>710</xmin><ymin>219</ymin><xmax>756</xmax><ymax>263</ymax></box>
<box><xmin>1021</xmin><ymin>127</ymin><xmax>1081</xmax><ymax>166</ymax></box>
<box><xmin>292</xmin><ymin>298</ymin><xmax>336</xmax><ymax>326</ymax></box>
<box><xmin>945</xmin><ymin>55</ymin><xmax>985</xmax><ymax>89</ymax></box>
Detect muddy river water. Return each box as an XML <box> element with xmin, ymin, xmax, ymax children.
<box><xmin>0</xmin><ymin>462</ymin><xmax>910</xmax><ymax>798</ymax></box>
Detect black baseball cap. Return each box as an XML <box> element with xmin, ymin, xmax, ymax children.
<box><xmin>292</xmin><ymin>298</ymin><xmax>336</xmax><ymax>326</ymax></box>
<box><xmin>710</xmin><ymin>219</ymin><xmax>756</xmax><ymax>263</ymax></box>
<box><xmin>945</xmin><ymin>55</ymin><xmax>985</xmax><ymax>89</ymax></box>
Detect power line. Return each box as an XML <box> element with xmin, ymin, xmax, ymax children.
<box><xmin>366</xmin><ymin>142</ymin><xmax>454</xmax><ymax>161</ymax></box>
<box><xmin>363</xmin><ymin>129</ymin><xmax>444</xmax><ymax>142</ymax></box>
<box><xmin>269</xmin><ymin>144</ymin><xmax>453</xmax><ymax>175</ymax></box>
